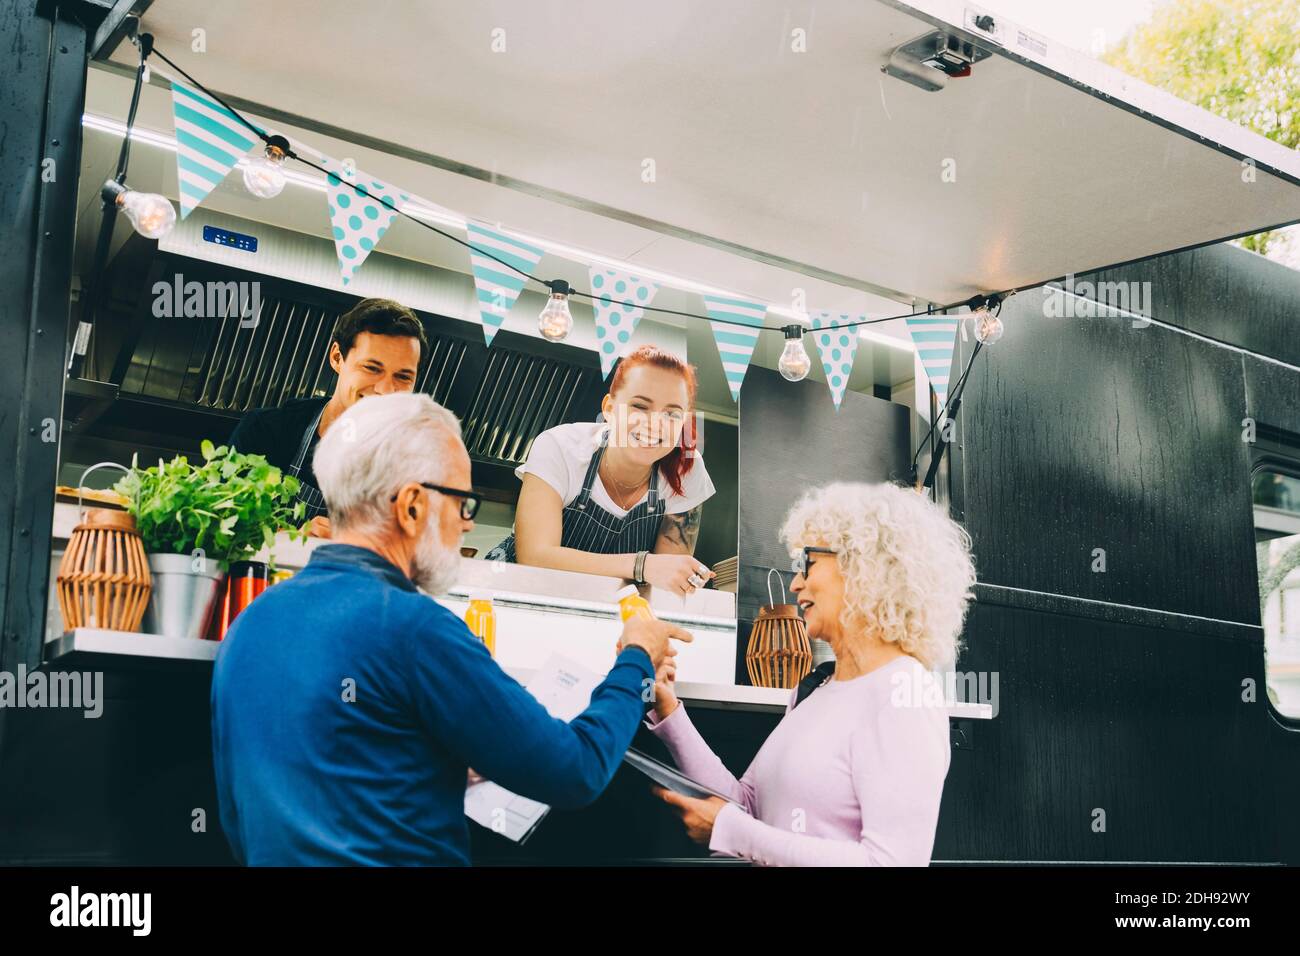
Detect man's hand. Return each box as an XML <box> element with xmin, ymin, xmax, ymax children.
<box><xmin>616</xmin><ymin>615</ymin><xmax>693</xmax><ymax>670</ymax></box>
<box><xmin>653</xmin><ymin>787</ymin><xmax>727</xmax><ymax>845</ymax></box>
<box><xmin>308</xmin><ymin>515</ymin><xmax>332</xmax><ymax>538</ymax></box>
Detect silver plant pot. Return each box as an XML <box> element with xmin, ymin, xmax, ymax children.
<box><xmin>140</xmin><ymin>553</ymin><xmax>225</xmax><ymax>640</ymax></box>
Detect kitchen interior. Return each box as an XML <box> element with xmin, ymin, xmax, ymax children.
<box><xmin>49</xmin><ymin>62</ymin><xmax>934</xmax><ymax>700</ymax></box>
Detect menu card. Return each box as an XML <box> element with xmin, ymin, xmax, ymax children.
<box><xmin>463</xmin><ymin>655</ymin><xmax>601</xmax><ymax>844</ymax></box>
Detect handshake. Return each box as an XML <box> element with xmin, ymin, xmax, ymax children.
<box><xmin>616</xmin><ymin>615</ymin><xmax>693</xmax><ymax>721</ymax></box>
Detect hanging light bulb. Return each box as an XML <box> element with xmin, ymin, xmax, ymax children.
<box><xmin>967</xmin><ymin>293</ymin><xmax>1005</xmax><ymax>345</ymax></box>
<box><xmin>243</xmin><ymin>135</ymin><xmax>291</xmax><ymax>199</ymax></box>
<box><xmin>538</xmin><ymin>279</ymin><xmax>574</xmax><ymax>342</ymax></box>
<box><xmin>974</xmin><ymin>309</ymin><xmax>1004</xmax><ymax>344</ymax></box>
<box><xmin>102</xmin><ymin>180</ymin><xmax>175</xmax><ymax>239</ymax></box>
<box><xmin>778</xmin><ymin>324</ymin><xmax>812</xmax><ymax>381</ymax></box>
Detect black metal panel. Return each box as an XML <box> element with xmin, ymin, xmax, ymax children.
<box><xmin>1084</xmin><ymin>243</ymin><xmax>1300</xmax><ymax>367</ymax></box>
<box><xmin>951</xmin><ymin>287</ymin><xmax>1258</xmax><ymax>626</ymax></box>
<box><xmin>693</xmin><ymin>418</ymin><xmax>738</xmax><ymax>572</ymax></box>
<box><xmin>0</xmin><ymin>669</ymin><xmax>233</xmax><ymax>865</ymax></box>
<box><xmin>1243</xmin><ymin>350</ymin><xmax>1300</xmax><ymax>442</ymax></box>
<box><xmin>736</xmin><ymin>366</ymin><xmax>912</xmax><ymax>681</ymax></box>
<box><xmin>0</xmin><ymin>3</ymin><xmax>87</xmax><ymax>672</ymax></box>
<box><xmin>935</xmin><ymin>601</ymin><xmax>1278</xmax><ymax>863</ymax></box>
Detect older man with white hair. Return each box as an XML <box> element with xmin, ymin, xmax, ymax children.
<box><xmin>211</xmin><ymin>392</ymin><xmax>688</xmax><ymax>865</ymax></box>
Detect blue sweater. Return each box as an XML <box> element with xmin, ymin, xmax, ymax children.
<box><xmin>210</xmin><ymin>544</ymin><xmax>653</xmax><ymax>865</ymax></box>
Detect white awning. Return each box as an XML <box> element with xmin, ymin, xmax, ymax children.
<box><xmin>109</xmin><ymin>0</ymin><xmax>1300</xmax><ymax>306</ymax></box>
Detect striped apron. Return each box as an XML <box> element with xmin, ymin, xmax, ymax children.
<box><xmin>485</xmin><ymin>430</ymin><xmax>666</xmax><ymax>562</ymax></box>
<box><xmin>288</xmin><ymin>404</ymin><xmax>329</xmax><ymax>521</ymax></box>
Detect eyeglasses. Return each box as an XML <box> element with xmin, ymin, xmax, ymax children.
<box><xmin>791</xmin><ymin>546</ymin><xmax>836</xmax><ymax>576</ymax></box>
<box><xmin>390</xmin><ymin>483</ymin><xmax>481</xmax><ymax>521</ymax></box>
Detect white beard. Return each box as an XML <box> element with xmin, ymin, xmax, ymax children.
<box><xmin>410</xmin><ymin>522</ymin><xmax>461</xmax><ymax>595</ymax></box>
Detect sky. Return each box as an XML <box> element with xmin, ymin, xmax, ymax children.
<box><xmin>980</xmin><ymin>0</ymin><xmax>1159</xmax><ymax>55</ymax></box>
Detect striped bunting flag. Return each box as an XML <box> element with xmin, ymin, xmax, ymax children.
<box><xmin>591</xmin><ymin>268</ymin><xmax>659</xmax><ymax>378</ymax></box>
<box><xmin>467</xmin><ymin>223</ymin><xmax>545</xmax><ymax>346</ymax></box>
<box><xmin>810</xmin><ymin>312</ymin><xmax>863</xmax><ymax>410</ymax></box>
<box><xmin>905</xmin><ymin>315</ymin><xmax>962</xmax><ymax>407</ymax></box>
<box><xmin>702</xmin><ymin>295</ymin><xmax>768</xmax><ymax>402</ymax></box>
<box><xmin>170</xmin><ymin>80</ymin><xmax>262</xmax><ymax>218</ymax></box>
<box><xmin>322</xmin><ymin>158</ymin><xmax>408</xmax><ymax>285</ymax></box>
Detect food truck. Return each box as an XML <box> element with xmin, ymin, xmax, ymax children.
<box><xmin>2</xmin><ymin>0</ymin><xmax>1299</xmax><ymax>866</ymax></box>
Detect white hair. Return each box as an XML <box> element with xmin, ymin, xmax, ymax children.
<box><xmin>780</xmin><ymin>482</ymin><xmax>976</xmax><ymax>672</ymax></box>
<box><xmin>312</xmin><ymin>392</ymin><xmax>463</xmax><ymax>535</ymax></box>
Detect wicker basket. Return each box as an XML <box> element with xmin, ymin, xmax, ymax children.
<box><xmin>55</xmin><ymin>463</ymin><xmax>152</xmax><ymax>633</ymax></box>
<box><xmin>745</xmin><ymin>569</ymin><xmax>812</xmax><ymax>688</ymax></box>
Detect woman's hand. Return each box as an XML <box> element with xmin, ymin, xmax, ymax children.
<box><xmin>643</xmin><ymin>553</ymin><xmax>715</xmax><ymax>597</ymax></box>
<box><xmin>308</xmin><ymin>515</ymin><xmax>332</xmax><ymax>538</ymax></box>
<box><xmin>653</xmin><ymin>788</ymin><xmax>727</xmax><ymax>845</ymax></box>
<box><xmin>651</xmin><ymin>653</ymin><xmax>679</xmax><ymax>720</ymax></box>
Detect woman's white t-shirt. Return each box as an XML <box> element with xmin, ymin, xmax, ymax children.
<box><xmin>516</xmin><ymin>421</ymin><xmax>716</xmax><ymax>518</ymax></box>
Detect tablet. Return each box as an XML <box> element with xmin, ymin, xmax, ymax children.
<box><xmin>622</xmin><ymin>747</ymin><xmax>738</xmax><ymax>804</ymax></box>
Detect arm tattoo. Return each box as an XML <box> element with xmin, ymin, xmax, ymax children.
<box><xmin>659</xmin><ymin>505</ymin><xmax>702</xmax><ymax>553</ymax></box>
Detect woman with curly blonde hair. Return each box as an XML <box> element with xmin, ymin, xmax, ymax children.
<box><xmin>648</xmin><ymin>482</ymin><xmax>976</xmax><ymax>866</ymax></box>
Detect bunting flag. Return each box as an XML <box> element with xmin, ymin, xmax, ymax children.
<box><xmin>810</xmin><ymin>312</ymin><xmax>863</xmax><ymax>410</ymax></box>
<box><xmin>905</xmin><ymin>315</ymin><xmax>962</xmax><ymax>407</ymax></box>
<box><xmin>467</xmin><ymin>223</ymin><xmax>545</xmax><ymax>345</ymax></box>
<box><xmin>591</xmin><ymin>268</ymin><xmax>660</xmax><ymax>378</ymax></box>
<box><xmin>702</xmin><ymin>295</ymin><xmax>768</xmax><ymax>402</ymax></box>
<box><xmin>322</xmin><ymin>159</ymin><xmax>409</xmax><ymax>285</ymax></box>
<box><xmin>170</xmin><ymin>80</ymin><xmax>262</xmax><ymax>219</ymax></box>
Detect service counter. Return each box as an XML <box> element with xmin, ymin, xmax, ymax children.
<box><xmin>34</xmin><ymin>501</ymin><xmax>989</xmax><ymax>865</ymax></box>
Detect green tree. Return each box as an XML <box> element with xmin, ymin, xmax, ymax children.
<box><xmin>1104</xmin><ymin>0</ymin><xmax>1299</xmax><ymax>256</ymax></box>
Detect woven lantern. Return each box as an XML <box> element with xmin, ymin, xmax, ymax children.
<box><xmin>56</xmin><ymin>464</ymin><xmax>152</xmax><ymax>633</ymax></box>
<box><xmin>745</xmin><ymin>569</ymin><xmax>812</xmax><ymax>688</ymax></box>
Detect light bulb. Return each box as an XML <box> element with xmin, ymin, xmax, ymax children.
<box><xmin>243</xmin><ymin>140</ymin><xmax>288</xmax><ymax>199</ymax></box>
<box><xmin>973</xmin><ymin>308</ymin><xmax>1004</xmax><ymax>344</ymax></box>
<box><xmin>538</xmin><ymin>281</ymin><xmax>574</xmax><ymax>342</ymax></box>
<box><xmin>118</xmin><ymin>189</ymin><xmax>175</xmax><ymax>239</ymax></box>
<box><xmin>778</xmin><ymin>327</ymin><xmax>811</xmax><ymax>382</ymax></box>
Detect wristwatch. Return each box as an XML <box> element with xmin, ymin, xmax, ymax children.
<box><xmin>633</xmin><ymin>550</ymin><xmax>649</xmax><ymax>585</ymax></box>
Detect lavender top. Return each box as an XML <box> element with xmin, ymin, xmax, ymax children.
<box><xmin>645</xmin><ymin>654</ymin><xmax>951</xmax><ymax>866</ymax></box>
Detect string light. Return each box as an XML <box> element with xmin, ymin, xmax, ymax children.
<box><xmin>777</xmin><ymin>324</ymin><xmax>812</xmax><ymax>381</ymax></box>
<box><xmin>143</xmin><ymin>42</ymin><xmax>1015</xmax><ymax>404</ymax></box>
<box><xmin>968</xmin><ymin>293</ymin><xmax>1006</xmax><ymax>344</ymax></box>
<box><xmin>537</xmin><ymin>279</ymin><xmax>575</xmax><ymax>342</ymax></box>
<box><xmin>243</xmin><ymin>135</ymin><xmax>291</xmax><ymax>198</ymax></box>
<box><xmin>102</xmin><ymin>180</ymin><xmax>176</xmax><ymax>239</ymax></box>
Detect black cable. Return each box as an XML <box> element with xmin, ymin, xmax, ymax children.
<box><xmin>911</xmin><ymin>336</ymin><xmax>984</xmax><ymax>471</ymax></box>
<box><xmin>150</xmin><ymin>45</ymin><xmax>1002</xmax><ymax>335</ymax></box>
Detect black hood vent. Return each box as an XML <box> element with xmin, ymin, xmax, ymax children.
<box><xmin>100</xmin><ymin>254</ymin><xmax>604</xmax><ymax>472</ymax></box>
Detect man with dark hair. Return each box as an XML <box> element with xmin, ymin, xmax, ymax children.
<box><xmin>229</xmin><ymin>297</ymin><xmax>428</xmax><ymax>537</ymax></box>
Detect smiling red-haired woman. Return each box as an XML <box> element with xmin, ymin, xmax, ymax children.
<box><xmin>485</xmin><ymin>345</ymin><xmax>718</xmax><ymax>597</ymax></box>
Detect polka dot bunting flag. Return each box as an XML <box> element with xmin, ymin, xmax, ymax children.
<box><xmin>322</xmin><ymin>157</ymin><xmax>409</xmax><ymax>285</ymax></box>
<box><xmin>590</xmin><ymin>267</ymin><xmax>659</xmax><ymax>378</ymax></box>
<box><xmin>810</xmin><ymin>311</ymin><xmax>863</xmax><ymax>410</ymax></box>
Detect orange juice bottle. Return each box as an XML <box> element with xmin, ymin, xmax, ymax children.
<box><xmin>615</xmin><ymin>584</ymin><xmax>654</xmax><ymax>622</ymax></box>
<box><xmin>464</xmin><ymin>591</ymin><xmax>496</xmax><ymax>657</ymax></box>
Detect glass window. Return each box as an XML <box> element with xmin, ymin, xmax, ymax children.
<box><xmin>1254</xmin><ymin>469</ymin><xmax>1300</xmax><ymax>718</ymax></box>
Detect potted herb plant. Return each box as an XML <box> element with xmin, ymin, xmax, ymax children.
<box><xmin>114</xmin><ymin>440</ymin><xmax>307</xmax><ymax>639</ymax></box>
